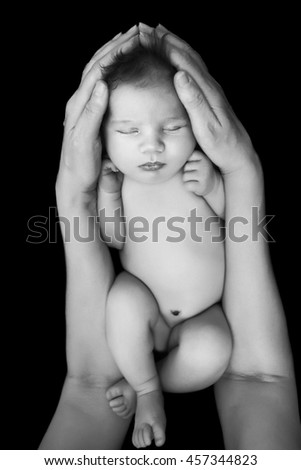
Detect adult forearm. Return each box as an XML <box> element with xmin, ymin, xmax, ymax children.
<box><xmin>215</xmin><ymin>376</ymin><xmax>301</xmax><ymax>449</ymax></box>
<box><xmin>56</xmin><ymin>182</ymin><xmax>115</xmax><ymax>379</ymax></box>
<box><xmin>222</xmin><ymin>159</ymin><xmax>294</xmax><ymax>378</ymax></box>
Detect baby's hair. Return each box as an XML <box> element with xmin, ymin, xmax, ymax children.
<box><xmin>102</xmin><ymin>37</ymin><xmax>177</xmax><ymax>90</ymax></box>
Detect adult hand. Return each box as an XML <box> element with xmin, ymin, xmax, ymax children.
<box><xmin>139</xmin><ymin>23</ymin><xmax>260</xmax><ymax>178</ymax></box>
<box><xmin>56</xmin><ymin>26</ymin><xmax>139</xmax><ymax>205</ymax></box>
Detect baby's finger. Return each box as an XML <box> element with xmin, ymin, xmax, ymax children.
<box><xmin>183</xmin><ymin>161</ymin><xmax>200</xmax><ymax>173</ymax></box>
<box><xmin>182</xmin><ymin>170</ymin><xmax>198</xmax><ymax>183</ymax></box>
<box><xmin>101</xmin><ymin>159</ymin><xmax>119</xmax><ymax>174</ymax></box>
<box><xmin>183</xmin><ymin>180</ymin><xmax>200</xmax><ymax>193</ymax></box>
<box><xmin>187</xmin><ymin>150</ymin><xmax>204</xmax><ymax>162</ymax></box>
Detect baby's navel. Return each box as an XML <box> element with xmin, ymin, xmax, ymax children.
<box><xmin>170</xmin><ymin>310</ymin><xmax>180</xmax><ymax>316</ymax></box>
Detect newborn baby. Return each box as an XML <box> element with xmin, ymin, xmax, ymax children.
<box><xmin>98</xmin><ymin>41</ymin><xmax>232</xmax><ymax>449</ymax></box>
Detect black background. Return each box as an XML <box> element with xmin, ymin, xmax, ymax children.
<box><xmin>14</xmin><ymin>4</ymin><xmax>300</xmax><ymax>450</ymax></box>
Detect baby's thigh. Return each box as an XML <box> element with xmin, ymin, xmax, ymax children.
<box><xmin>169</xmin><ymin>304</ymin><xmax>233</xmax><ymax>370</ymax></box>
<box><xmin>106</xmin><ymin>271</ymin><xmax>161</xmax><ymax>332</ymax></box>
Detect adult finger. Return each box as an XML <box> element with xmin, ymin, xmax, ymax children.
<box><xmin>81</xmin><ymin>25</ymin><xmax>139</xmax><ymax>82</ymax></box>
<box><xmin>74</xmin><ymin>79</ymin><xmax>109</xmax><ymax>142</ymax></box>
<box><xmin>65</xmin><ymin>31</ymin><xmax>139</xmax><ymax>131</ymax></box>
<box><xmin>139</xmin><ymin>25</ymin><xmax>214</xmax><ymax>103</ymax></box>
<box><xmin>77</xmin><ymin>33</ymin><xmax>139</xmax><ymax>101</ymax></box>
<box><xmin>174</xmin><ymin>71</ymin><xmax>222</xmax><ymax>152</ymax></box>
<box><xmin>91</xmin><ymin>24</ymin><xmax>137</xmax><ymax>61</ymax></box>
<box><xmin>156</xmin><ymin>24</ymin><xmax>208</xmax><ymax>74</ymax></box>
<box><xmin>64</xmin><ymin>62</ymin><xmax>104</xmax><ymax>132</ymax></box>
<box><xmin>155</xmin><ymin>25</ymin><xmax>229</xmax><ymax>115</ymax></box>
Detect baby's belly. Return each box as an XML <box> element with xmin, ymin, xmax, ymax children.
<box><xmin>120</xmin><ymin>233</ymin><xmax>225</xmax><ymax>327</ymax></box>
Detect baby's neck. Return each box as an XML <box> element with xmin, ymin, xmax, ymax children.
<box><xmin>124</xmin><ymin>171</ymin><xmax>182</xmax><ymax>193</ymax></box>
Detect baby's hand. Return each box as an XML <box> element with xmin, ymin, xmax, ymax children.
<box><xmin>183</xmin><ymin>150</ymin><xmax>225</xmax><ymax>218</ymax></box>
<box><xmin>183</xmin><ymin>150</ymin><xmax>218</xmax><ymax>196</ymax></box>
<box><xmin>98</xmin><ymin>158</ymin><xmax>123</xmax><ymax>194</ymax></box>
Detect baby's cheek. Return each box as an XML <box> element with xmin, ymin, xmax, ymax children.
<box><xmin>105</xmin><ymin>139</ymin><xmax>122</xmax><ymax>165</ymax></box>
<box><xmin>181</xmin><ymin>136</ymin><xmax>197</xmax><ymax>160</ymax></box>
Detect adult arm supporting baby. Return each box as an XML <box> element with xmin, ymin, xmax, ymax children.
<box><xmin>39</xmin><ymin>26</ymin><xmax>140</xmax><ymax>449</ymax></box>
<box><xmin>149</xmin><ymin>23</ymin><xmax>301</xmax><ymax>449</ymax></box>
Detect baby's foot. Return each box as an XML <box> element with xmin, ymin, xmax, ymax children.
<box><xmin>106</xmin><ymin>378</ymin><xmax>136</xmax><ymax>419</ymax></box>
<box><xmin>132</xmin><ymin>390</ymin><xmax>166</xmax><ymax>449</ymax></box>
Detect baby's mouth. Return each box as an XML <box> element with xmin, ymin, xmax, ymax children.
<box><xmin>139</xmin><ymin>162</ymin><xmax>166</xmax><ymax>171</ymax></box>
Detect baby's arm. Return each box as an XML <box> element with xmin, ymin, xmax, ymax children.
<box><xmin>183</xmin><ymin>150</ymin><xmax>225</xmax><ymax>218</ymax></box>
<box><xmin>98</xmin><ymin>159</ymin><xmax>125</xmax><ymax>249</ymax></box>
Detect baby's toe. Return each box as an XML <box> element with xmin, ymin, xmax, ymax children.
<box><xmin>109</xmin><ymin>396</ymin><xmax>124</xmax><ymax>408</ymax></box>
<box><xmin>106</xmin><ymin>386</ymin><xmax>122</xmax><ymax>401</ymax></box>
<box><xmin>142</xmin><ymin>424</ymin><xmax>152</xmax><ymax>447</ymax></box>
<box><xmin>112</xmin><ymin>404</ymin><xmax>127</xmax><ymax>415</ymax></box>
<box><xmin>118</xmin><ymin>408</ymin><xmax>133</xmax><ymax>419</ymax></box>
<box><xmin>139</xmin><ymin>424</ymin><xmax>152</xmax><ymax>448</ymax></box>
<box><xmin>153</xmin><ymin>422</ymin><xmax>166</xmax><ymax>447</ymax></box>
<box><xmin>133</xmin><ymin>424</ymin><xmax>152</xmax><ymax>449</ymax></box>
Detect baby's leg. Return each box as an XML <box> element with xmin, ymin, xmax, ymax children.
<box><xmin>106</xmin><ymin>271</ymin><xmax>167</xmax><ymax>448</ymax></box>
<box><xmin>158</xmin><ymin>304</ymin><xmax>232</xmax><ymax>393</ymax></box>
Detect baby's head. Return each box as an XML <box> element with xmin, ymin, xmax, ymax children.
<box><xmin>102</xmin><ymin>40</ymin><xmax>196</xmax><ymax>184</ymax></box>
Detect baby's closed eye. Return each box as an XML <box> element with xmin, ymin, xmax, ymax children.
<box><xmin>117</xmin><ymin>129</ymin><xmax>139</xmax><ymax>135</ymax></box>
<box><xmin>163</xmin><ymin>125</ymin><xmax>186</xmax><ymax>133</ymax></box>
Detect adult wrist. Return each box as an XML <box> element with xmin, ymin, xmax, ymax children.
<box><xmin>56</xmin><ymin>180</ymin><xmax>97</xmax><ymax>216</ymax></box>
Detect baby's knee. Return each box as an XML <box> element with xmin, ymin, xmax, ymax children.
<box><xmin>201</xmin><ymin>311</ymin><xmax>233</xmax><ymax>376</ymax></box>
<box><xmin>106</xmin><ymin>271</ymin><xmax>159</xmax><ymax>324</ymax></box>
<box><xmin>180</xmin><ymin>306</ymin><xmax>233</xmax><ymax>377</ymax></box>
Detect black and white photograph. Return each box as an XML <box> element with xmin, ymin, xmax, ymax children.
<box><xmin>10</xmin><ymin>4</ymin><xmax>301</xmax><ymax>464</ymax></box>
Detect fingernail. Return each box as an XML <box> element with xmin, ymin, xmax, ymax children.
<box><xmin>139</xmin><ymin>22</ymin><xmax>153</xmax><ymax>33</ymax></box>
<box><xmin>113</xmin><ymin>32</ymin><xmax>122</xmax><ymax>40</ymax></box>
<box><xmin>156</xmin><ymin>23</ymin><xmax>168</xmax><ymax>32</ymax></box>
<box><xmin>176</xmin><ymin>71</ymin><xmax>190</xmax><ymax>86</ymax></box>
<box><xmin>127</xmin><ymin>24</ymin><xmax>138</xmax><ymax>34</ymax></box>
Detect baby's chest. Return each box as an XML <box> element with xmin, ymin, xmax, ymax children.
<box><xmin>122</xmin><ymin>184</ymin><xmax>216</xmax><ymax>242</ymax></box>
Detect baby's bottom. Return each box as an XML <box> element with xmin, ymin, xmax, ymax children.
<box><xmin>106</xmin><ymin>271</ymin><xmax>232</xmax><ymax>447</ymax></box>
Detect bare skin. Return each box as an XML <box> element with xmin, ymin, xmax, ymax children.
<box><xmin>39</xmin><ymin>23</ymin><xmax>301</xmax><ymax>450</ymax></box>
<box><xmin>98</xmin><ymin>38</ymin><xmax>229</xmax><ymax>448</ymax></box>
<box><xmin>104</xmin><ymin>23</ymin><xmax>301</xmax><ymax>447</ymax></box>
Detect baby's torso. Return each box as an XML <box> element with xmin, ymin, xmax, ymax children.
<box><xmin>120</xmin><ymin>174</ymin><xmax>225</xmax><ymax>327</ymax></box>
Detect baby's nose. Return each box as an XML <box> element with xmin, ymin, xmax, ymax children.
<box><xmin>140</xmin><ymin>133</ymin><xmax>165</xmax><ymax>155</ymax></box>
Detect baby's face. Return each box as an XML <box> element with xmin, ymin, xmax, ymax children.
<box><xmin>103</xmin><ymin>82</ymin><xmax>196</xmax><ymax>184</ymax></box>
